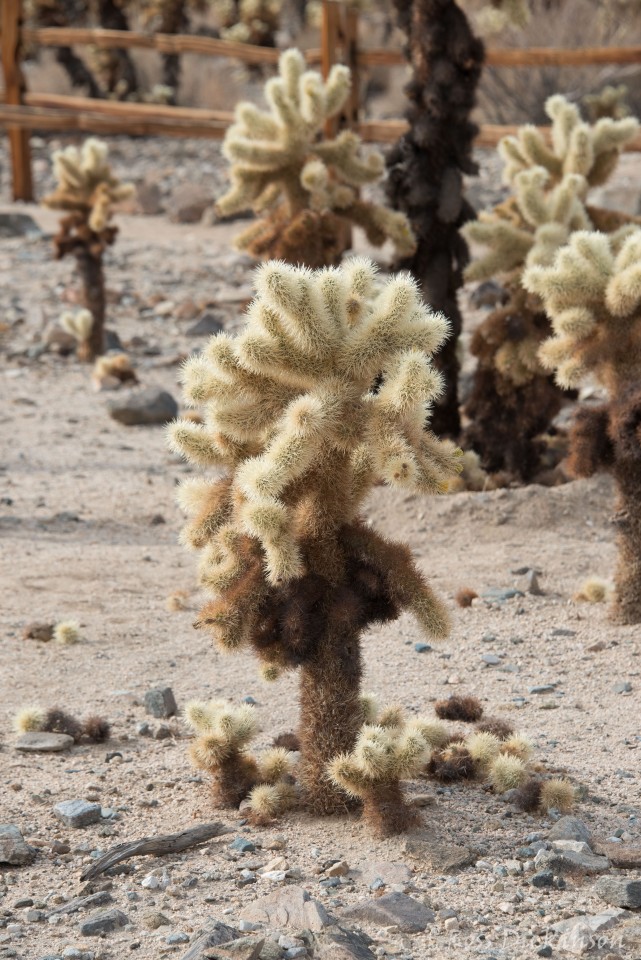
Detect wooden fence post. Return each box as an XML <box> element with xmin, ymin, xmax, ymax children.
<box><xmin>1</xmin><ymin>0</ymin><xmax>34</xmax><ymax>201</ymax></box>
<box><xmin>321</xmin><ymin>0</ymin><xmax>341</xmax><ymax>137</ymax></box>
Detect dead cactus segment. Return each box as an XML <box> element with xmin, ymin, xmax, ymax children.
<box><xmin>217</xmin><ymin>49</ymin><xmax>415</xmax><ymax>266</ymax></box>
<box><xmin>13</xmin><ymin>704</ymin><xmax>111</xmax><ymax>743</ymax></box>
<box><xmin>435</xmin><ymin>695</ymin><xmax>483</xmax><ymax>723</ymax></box>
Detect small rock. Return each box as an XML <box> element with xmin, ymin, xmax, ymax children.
<box><xmin>537</xmin><ymin>946</ymin><xmax>552</xmax><ymax>957</ymax></box>
<box><xmin>593</xmin><ymin>841</ymin><xmax>641</xmax><ymax>868</ymax></box>
<box><xmin>15</xmin><ymin>732</ymin><xmax>74</xmax><ymax>753</ymax></box>
<box><xmin>230</xmin><ymin>837</ymin><xmax>256</xmax><ymax>853</ymax></box>
<box><xmin>0</xmin><ymin>212</ymin><xmax>42</xmax><ymax>237</ymax></box>
<box><xmin>326</xmin><ymin>861</ymin><xmax>350</xmax><ymax>878</ymax></box>
<box><xmin>107</xmin><ymin>387</ymin><xmax>178</xmax><ymax>427</ymax></box>
<box><xmin>185</xmin><ymin>311</ymin><xmax>225</xmax><ymax>337</ymax></box>
<box><xmin>136</xmin><ymin>180</ymin><xmax>163</xmax><ymax>216</ymax></box>
<box><xmin>481</xmin><ymin>653</ymin><xmax>500</xmax><ymax>665</ymax></box>
<box><xmin>534</xmin><ymin>847</ymin><xmax>609</xmax><ymax>875</ymax></box>
<box><xmin>240</xmin><ymin>885</ymin><xmax>330</xmax><ymax>932</ymax></box>
<box><xmin>548</xmin><ymin>817</ymin><xmax>592</xmax><ymax>845</ymax></box>
<box><xmin>551</xmin><ymin>840</ymin><xmax>593</xmax><ymax>855</ymax></box>
<box><xmin>144</xmin><ymin>687</ymin><xmax>178</xmax><ymax>718</ymax></box>
<box><xmin>557</xmin><ymin>921</ymin><xmax>596</xmax><ymax>956</ymax></box>
<box><xmin>167</xmin><ymin>932</ymin><xmax>190</xmax><ymax>944</ymax></box>
<box><xmin>530</xmin><ymin>870</ymin><xmax>554</xmax><ymax>888</ymax></box>
<box><xmin>524</xmin><ymin>569</ymin><xmax>543</xmax><ymax>595</ymax></box>
<box><xmin>180</xmin><ymin>920</ymin><xmax>240</xmax><ymax>960</ymax></box>
<box><xmin>213</xmin><ymin>937</ymin><xmax>266</xmax><ymax>960</ymax></box>
<box><xmin>0</xmin><ymin>825</ymin><xmax>37</xmax><ymax>866</ymax></box>
<box><xmin>586</xmin><ymin>640</ymin><xmax>607</xmax><ymax>652</ymax></box>
<box><xmin>414</xmin><ymin>642</ymin><xmax>432</xmax><ymax>653</ymax></box>
<box><xmin>481</xmin><ymin>587</ymin><xmax>524</xmax><ymax>602</ymax></box>
<box><xmin>443</xmin><ymin>917</ymin><xmax>459</xmax><ymax>931</ymax></box>
<box><xmin>79</xmin><ymin>908</ymin><xmax>129</xmax><ymax>936</ymax></box>
<box><xmin>469</xmin><ymin>280</ymin><xmax>506</xmax><ymax>309</ymax></box>
<box><xmin>614</xmin><ymin>681</ymin><xmax>633</xmax><ymax>694</ymax></box>
<box><xmin>21</xmin><ymin>621</ymin><xmax>54</xmax><ymax>642</ymax></box>
<box><xmin>341</xmin><ymin>892</ymin><xmax>434</xmax><ymax>933</ymax></box>
<box><xmin>552</xmin><ymin>908</ymin><xmax>626</xmax><ymax>934</ymax></box>
<box><xmin>53</xmin><ymin>800</ymin><xmax>102</xmax><ymax>828</ymax></box>
<box><xmin>529</xmin><ymin>684</ymin><xmax>557</xmax><ymax>694</ymax></box>
<box><xmin>403</xmin><ymin>834</ymin><xmax>476</xmax><ymax>873</ymax></box>
<box><xmin>312</xmin><ymin>927</ymin><xmax>376</xmax><ymax>960</ymax></box>
<box><xmin>357</xmin><ymin>862</ymin><xmax>412</xmax><ymax>888</ymax></box>
<box><xmin>167</xmin><ymin>183</ymin><xmax>212</xmax><ymax>223</ymax></box>
<box><xmin>594</xmin><ymin>876</ymin><xmax>641</xmax><ymax>909</ymax></box>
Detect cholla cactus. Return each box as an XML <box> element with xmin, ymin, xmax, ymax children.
<box><xmin>461</xmin><ymin>97</ymin><xmax>639</xmax><ymax>481</ymax></box>
<box><xmin>524</xmin><ymin>229</ymin><xmax>641</xmax><ymax>623</ymax></box>
<box><xmin>583</xmin><ymin>85</ymin><xmax>630</xmax><ymax>123</ymax></box>
<box><xmin>185</xmin><ymin>699</ymin><xmax>261</xmax><ymax>806</ymax></box>
<box><xmin>215</xmin><ymin>0</ymin><xmax>282</xmax><ymax>47</ymax></box>
<box><xmin>385</xmin><ymin>0</ymin><xmax>484</xmax><ymax>437</ymax></box>
<box><xmin>499</xmin><ymin>94</ymin><xmax>638</xmax><ymax>188</ymax></box>
<box><xmin>170</xmin><ymin>257</ymin><xmax>459</xmax><ymax>817</ymax></box>
<box><xmin>25</xmin><ymin>0</ymin><xmax>101</xmax><ymax>97</ymax></box>
<box><xmin>327</xmin><ymin>708</ymin><xmax>429</xmax><ymax>835</ymax></box>
<box><xmin>13</xmin><ymin>704</ymin><xmax>110</xmax><ymax>742</ymax></box>
<box><xmin>216</xmin><ymin>49</ymin><xmax>415</xmax><ymax>268</ymax></box>
<box><xmin>43</xmin><ymin>139</ymin><xmax>133</xmax><ymax>361</ymax></box>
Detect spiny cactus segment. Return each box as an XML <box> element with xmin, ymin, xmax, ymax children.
<box><xmin>216</xmin><ymin>49</ymin><xmax>415</xmax><ymax>267</ymax></box>
<box><xmin>524</xmin><ymin>229</ymin><xmax>641</xmax><ymax>623</ymax></box>
<box><xmin>13</xmin><ymin>705</ymin><xmax>110</xmax><ymax>743</ymax></box>
<box><xmin>43</xmin><ymin>138</ymin><xmax>133</xmax><ymax>361</ymax></box>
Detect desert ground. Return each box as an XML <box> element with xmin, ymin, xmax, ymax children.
<box><xmin>0</xmin><ymin>137</ymin><xmax>640</xmax><ymax>960</ymax></box>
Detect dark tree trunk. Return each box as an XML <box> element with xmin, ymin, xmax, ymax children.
<box><xmin>159</xmin><ymin>0</ymin><xmax>189</xmax><ymax>101</ymax></box>
<box><xmin>76</xmin><ymin>250</ymin><xmax>106</xmax><ymax>361</ymax></box>
<box><xmin>386</xmin><ymin>0</ymin><xmax>484</xmax><ymax>438</ymax></box>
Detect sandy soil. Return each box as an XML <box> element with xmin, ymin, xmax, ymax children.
<box><xmin>0</xmin><ymin>190</ymin><xmax>640</xmax><ymax>960</ymax></box>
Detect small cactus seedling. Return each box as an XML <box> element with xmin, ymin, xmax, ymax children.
<box><xmin>524</xmin><ymin>228</ymin><xmax>641</xmax><ymax>623</ymax></box>
<box><xmin>462</xmin><ymin>96</ymin><xmax>639</xmax><ymax>481</ymax></box>
<box><xmin>43</xmin><ymin>138</ymin><xmax>133</xmax><ymax>361</ymax></box>
<box><xmin>216</xmin><ymin>49</ymin><xmax>415</xmax><ymax>268</ymax></box>
<box><xmin>170</xmin><ymin>257</ymin><xmax>460</xmax><ymax>818</ymax></box>
<box><xmin>328</xmin><ymin>708</ymin><xmax>429</xmax><ymax>836</ymax></box>
<box><xmin>385</xmin><ymin>0</ymin><xmax>484</xmax><ymax>437</ymax></box>
<box><xmin>13</xmin><ymin>704</ymin><xmax>110</xmax><ymax>742</ymax></box>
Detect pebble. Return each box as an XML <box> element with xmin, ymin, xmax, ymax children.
<box><xmin>15</xmin><ymin>732</ymin><xmax>74</xmax><ymax>753</ymax></box>
<box><xmin>341</xmin><ymin>892</ymin><xmax>435</xmax><ymax>933</ymax></box>
<box><xmin>594</xmin><ymin>876</ymin><xmax>641</xmax><ymax>909</ymax></box>
<box><xmin>530</xmin><ymin>870</ymin><xmax>554</xmax><ymax>888</ymax></box>
<box><xmin>78</xmin><ymin>908</ymin><xmax>129</xmax><ymax>936</ymax></box>
<box><xmin>21</xmin><ymin>621</ymin><xmax>54</xmax><ymax>642</ymax></box>
<box><xmin>230</xmin><ymin>837</ymin><xmax>256</xmax><ymax>853</ymax></box>
<box><xmin>537</xmin><ymin>946</ymin><xmax>552</xmax><ymax>958</ymax></box>
<box><xmin>326</xmin><ymin>861</ymin><xmax>350</xmax><ymax>877</ymax></box>
<box><xmin>185</xmin><ymin>311</ymin><xmax>226</xmax><ymax>337</ymax></box>
<box><xmin>166</xmin><ymin>931</ymin><xmax>190</xmax><ymax>944</ymax></box>
<box><xmin>534</xmin><ymin>847</ymin><xmax>610</xmax><ymax>875</ymax></box>
<box><xmin>614</xmin><ymin>681</ymin><xmax>632</xmax><ymax>694</ymax></box>
<box><xmin>107</xmin><ymin>387</ymin><xmax>178</xmax><ymax>427</ymax></box>
<box><xmin>144</xmin><ymin>686</ymin><xmax>178</xmax><ymax>718</ymax></box>
<box><xmin>481</xmin><ymin>653</ymin><xmax>500</xmax><ymax>665</ymax></box>
<box><xmin>143</xmin><ymin>911</ymin><xmax>170</xmax><ymax>930</ymax></box>
<box><xmin>53</xmin><ymin>800</ymin><xmax>102</xmax><ymax>829</ymax></box>
<box><xmin>414</xmin><ymin>643</ymin><xmax>432</xmax><ymax>653</ymax></box>
<box><xmin>529</xmin><ymin>684</ymin><xmax>557</xmax><ymax>694</ymax></box>
<box><xmin>548</xmin><ymin>817</ymin><xmax>592</xmax><ymax>844</ymax></box>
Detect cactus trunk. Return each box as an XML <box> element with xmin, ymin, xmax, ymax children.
<box><xmin>76</xmin><ymin>251</ymin><xmax>106</xmax><ymax>361</ymax></box>
<box><xmin>298</xmin><ymin>625</ymin><xmax>363</xmax><ymax>814</ymax></box>
<box><xmin>612</xmin><ymin>460</ymin><xmax>641</xmax><ymax>624</ymax></box>
<box><xmin>361</xmin><ymin>781</ymin><xmax>420</xmax><ymax>837</ymax></box>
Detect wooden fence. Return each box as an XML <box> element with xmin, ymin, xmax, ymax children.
<box><xmin>2</xmin><ymin>0</ymin><xmax>641</xmax><ymax>201</ymax></box>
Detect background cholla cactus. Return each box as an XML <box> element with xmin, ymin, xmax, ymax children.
<box><xmin>524</xmin><ymin>228</ymin><xmax>641</xmax><ymax>623</ymax></box>
<box><xmin>215</xmin><ymin>0</ymin><xmax>282</xmax><ymax>47</ymax></box>
<box><xmin>24</xmin><ymin>0</ymin><xmax>102</xmax><ymax>98</ymax></box>
<box><xmin>169</xmin><ymin>257</ymin><xmax>460</xmax><ymax>816</ymax></box>
<box><xmin>499</xmin><ymin>93</ymin><xmax>639</xmax><ymax>188</ymax></box>
<box><xmin>13</xmin><ymin>704</ymin><xmax>111</xmax><ymax>742</ymax></box>
<box><xmin>216</xmin><ymin>49</ymin><xmax>416</xmax><ymax>268</ymax></box>
<box><xmin>582</xmin><ymin>84</ymin><xmax>630</xmax><ymax>123</ymax></box>
<box><xmin>328</xmin><ymin>706</ymin><xmax>428</xmax><ymax>835</ymax></box>
<box><xmin>385</xmin><ymin>0</ymin><xmax>484</xmax><ymax>438</ymax></box>
<box><xmin>43</xmin><ymin>139</ymin><xmax>133</xmax><ymax>361</ymax></box>
<box><xmin>461</xmin><ymin>95</ymin><xmax>639</xmax><ymax>481</ymax></box>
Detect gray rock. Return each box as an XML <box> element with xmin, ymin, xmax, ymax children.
<box><xmin>230</xmin><ymin>837</ymin><xmax>256</xmax><ymax>853</ymax></box>
<box><xmin>552</xmin><ymin>908</ymin><xmax>626</xmax><ymax>934</ymax></box>
<box><xmin>136</xmin><ymin>180</ymin><xmax>163</xmax><ymax>216</ymax></box>
<box><xmin>53</xmin><ymin>799</ymin><xmax>102</xmax><ymax>828</ymax></box>
<box><xmin>595</xmin><ymin>876</ymin><xmax>641</xmax><ymax>909</ymax></box>
<box><xmin>341</xmin><ymin>892</ymin><xmax>434</xmax><ymax>933</ymax></box>
<box><xmin>614</xmin><ymin>681</ymin><xmax>633</xmax><ymax>694</ymax></box>
<box><xmin>168</xmin><ymin>183</ymin><xmax>212</xmax><ymax>223</ymax></box>
<box><xmin>144</xmin><ymin>686</ymin><xmax>178</xmax><ymax>718</ymax></box>
<box><xmin>240</xmin><ymin>885</ymin><xmax>331</xmax><ymax>932</ymax></box>
<box><xmin>548</xmin><ymin>817</ymin><xmax>592</xmax><ymax>845</ymax></box>
<box><xmin>0</xmin><ymin>212</ymin><xmax>42</xmax><ymax>238</ymax></box>
<box><xmin>356</xmin><ymin>861</ymin><xmax>412</xmax><ymax>888</ymax></box>
<box><xmin>179</xmin><ymin>920</ymin><xmax>240</xmax><ymax>959</ymax></box>
<box><xmin>167</xmin><ymin>932</ymin><xmax>190</xmax><ymax>944</ymax></box>
<box><xmin>556</xmin><ymin>921</ymin><xmax>596</xmax><ymax>956</ymax></box>
<box><xmin>403</xmin><ymin>833</ymin><xmax>476</xmax><ymax>873</ymax></box>
<box><xmin>534</xmin><ymin>847</ymin><xmax>609</xmax><ymax>876</ymax></box>
<box><xmin>79</xmin><ymin>908</ymin><xmax>129</xmax><ymax>935</ymax></box>
<box><xmin>107</xmin><ymin>387</ymin><xmax>178</xmax><ymax>426</ymax></box>
<box><xmin>481</xmin><ymin>653</ymin><xmax>500</xmax><ymax>665</ymax></box>
<box><xmin>469</xmin><ymin>280</ymin><xmax>506</xmax><ymax>309</ymax></box>
<box><xmin>208</xmin><ymin>937</ymin><xmax>265</xmax><ymax>960</ymax></box>
<box><xmin>529</xmin><ymin>684</ymin><xmax>557</xmax><ymax>694</ymax></box>
<box><xmin>530</xmin><ymin>870</ymin><xmax>554</xmax><ymax>888</ymax></box>
<box><xmin>47</xmin><ymin>891</ymin><xmax>113</xmax><ymax>918</ymax></box>
<box><xmin>185</xmin><ymin>312</ymin><xmax>225</xmax><ymax>337</ymax></box>
<box><xmin>15</xmin><ymin>732</ymin><xmax>74</xmax><ymax>753</ymax></box>
<box><xmin>0</xmin><ymin>825</ymin><xmax>37</xmax><ymax>865</ymax></box>
<box><xmin>481</xmin><ymin>587</ymin><xmax>524</xmax><ymax>602</ymax></box>
<box><xmin>524</xmin><ymin>569</ymin><xmax>543</xmax><ymax>595</ymax></box>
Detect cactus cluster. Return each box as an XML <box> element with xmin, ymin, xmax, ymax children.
<box><xmin>43</xmin><ymin>138</ymin><xmax>133</xmax><ymax>361</ymax></box>
<box><xmin>462</xmin><ymin>95</ymin><xmax>639</xmax><ymax>481</ymax></box>
<box><xmin>14</xmin><ymin>705</ymin><xmax>111</xmax><ymax>743</ymax></box>
<box><xmin>216</xmin><ymin>50</ymin><xmax>415</xmax><ymax>268</ymax></box>
<box><xmin>215</xmin><ymin>0</ymin><xmax>282</xmax><ymax>46</ymax></box>
<box><xmin>169</xmin><ymin>256</ymin><xmax>459</xmax><ymax>813</ymax></box>
<box><xmin>524</xmin><ymin>229</ymin><xmax>641</xmax><ymax>623</ymax></box>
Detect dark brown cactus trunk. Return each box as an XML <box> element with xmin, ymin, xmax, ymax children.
<box><xmin>611</xmin><ymin>461</ymin><xmax>641</xmax><ymax>623</ymax></box>
<box><xmin>76</xmin><ymin>249</ymin><xmax>106</xmax><ymax>361</ymax></box>
<box><xmin>362</xmin><ymin>781</ymin><xmax>420</xmax><ymax>837</ymax></box>
<box><xmin>386</xmin><ymin>0</ymin><xmax>484</xmax><ymax>438</ymax></box>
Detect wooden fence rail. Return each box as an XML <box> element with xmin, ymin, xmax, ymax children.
<box><xmin>2</xmin><ymin>0</ymin><xmax>641</xmax><ymax>201</ymax></box>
